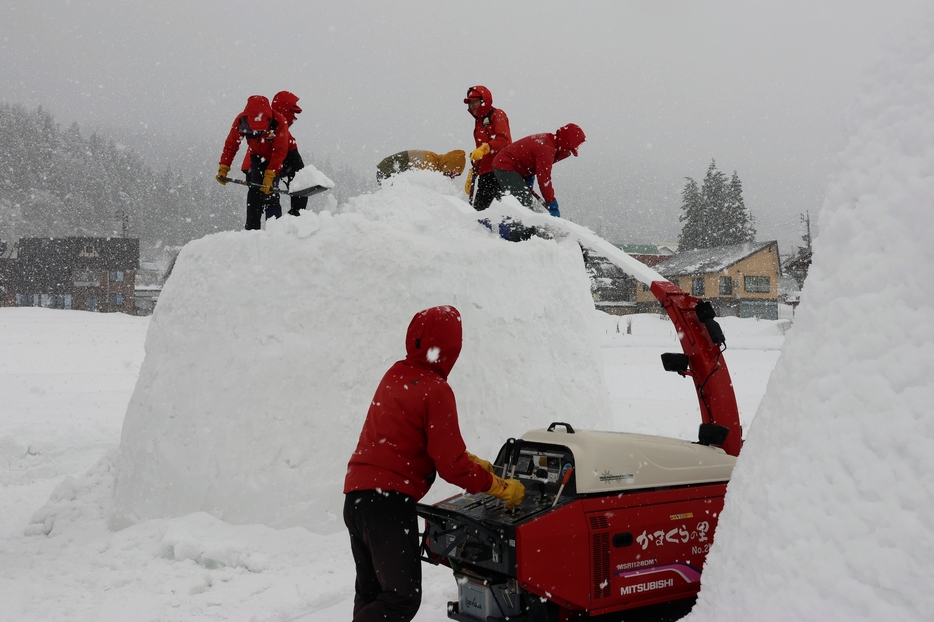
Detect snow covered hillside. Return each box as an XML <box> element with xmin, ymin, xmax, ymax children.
<box><xmin>688</xmin><ymin>13</ymin><xmax>934</xmax><ymax>622</ymax></box>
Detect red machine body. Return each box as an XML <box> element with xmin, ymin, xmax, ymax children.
<box><xmin>418</xmin><ymin>279</ymin><xmax>743</xmax><ymax>621</ymax></box>
<box><xmin>516</xmin><ymin>485</ymin><xmax>727</xmax><ymax>617</ymax></box>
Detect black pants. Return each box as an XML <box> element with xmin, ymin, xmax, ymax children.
<box><xmin>491</xmin><ymin>170</ymin><xmax>540</xmax><ymax>242</ymax></box>
<box><xmin>280</xmin><ymin>149</ymin><xmax>308</xmax><ymax>215</ymax></box>
<box><xmin>244</xmin><ymin>155</ymin><xmax>282</xmax><ymax>230</ymax></box>
<box><xmin>493</xmin><ymin>169</ymin><xmax>539</xmax><ymax>209</ymax></box>
<box><xmin>471</xmin><ymin>171</ymin><xmax>502</xmax><ymax>211</ymax></box>
<box><xmin>343</xmin><ymin>490</ymin><xmax>422</xmax><ymax>622</ymax></box>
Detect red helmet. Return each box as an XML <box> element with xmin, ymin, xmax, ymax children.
<box><xmin>464</xmin><ymin>85</ymin><xmax>493</xmax><ymax>117</ymax></box>
<box><xmin>555</xmin><ymin>123</ymin><xmax>586</xmax><ymax>156</ymax></box>
<box><xmin>272</xmin><ymin>91</ymin><xmax>302</xmax><ymax>124</ymax></box>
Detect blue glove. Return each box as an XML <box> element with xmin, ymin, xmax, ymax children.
<box><xmin>546</xmin><ymin>200</ymin><xmax>560</xmax><ymax>217</ymax></box>
<box><xmin>524</xmin><ymin>175</ymin><xmax>535</xmax><ymax>187</ymax></box>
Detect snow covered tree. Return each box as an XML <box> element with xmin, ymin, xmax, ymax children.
<box><xmin>678</xmin><ymin>160</ymin><xmax>756</xmax><ymax>251</ymax></box>
<box><xmin>677</xmin><ymin>177</ymin><xmax>707</xmax><ymax>250</ymax></box>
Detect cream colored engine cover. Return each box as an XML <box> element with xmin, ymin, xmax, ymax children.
<box><xmin>520</xmin><ymin>427</ymin><xmax>736</xmax><ymax>494</ymax></box>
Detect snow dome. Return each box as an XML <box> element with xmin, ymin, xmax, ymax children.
<box><xmin>109</xmin><ymin>171</ymin><xmax>612</xmax><ymax>533</ymax></box>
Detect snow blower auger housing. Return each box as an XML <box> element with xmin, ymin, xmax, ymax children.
<box><xmin>416</xmin><ymin>242</ymin><xmax>743</xmax><ymax>622</ymax></box>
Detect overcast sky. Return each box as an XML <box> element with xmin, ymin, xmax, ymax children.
<box><xmin>1</xmin><ymin>0</ymin><xmax>921</xmax><ymax>250</ymax></box>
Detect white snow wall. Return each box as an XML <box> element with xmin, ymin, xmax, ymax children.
<box><xmin>109</xmin><ymin>173</ymin><xmax>612</xmax><ymax>533</ymax></box>
<box><xmin>688</xmin><ymin>13</ymin><xmax>934</xmax><ymax>622</ymax></box>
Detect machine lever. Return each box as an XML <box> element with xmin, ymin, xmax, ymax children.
<box><xmin>550</xmin><ymin>464</ymin><xmax>574</xmax><ymax>508</ymax></box>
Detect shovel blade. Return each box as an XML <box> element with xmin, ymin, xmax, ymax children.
<box><xmin>287</xmin><ymin>184</ymin><xmax>330</xmax><ymax>198</ymax></box>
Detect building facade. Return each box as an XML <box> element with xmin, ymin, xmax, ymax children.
<box><xmin>0</xmin><ymin>237</ymin><xmax>140</xmax><ymax>315</ymax></box>
<box><xmin>634</xmin><ymin>241</ymin><xmax>781</xmax><ymax>319</ymax></box>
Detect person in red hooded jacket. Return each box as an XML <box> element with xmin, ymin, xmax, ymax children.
<box><xmin>464</xmin><ymin>85</ymin><xmax>512</xmax><ymax>211</ymax></box>
<box><xmin>492</xmin><ymin>123</ymin><xmax>586</xmax><ymax>219</ymax></box>
<box><xmin>216</xmin><ymin>95</ymin><xmax>291</xmax><ymax>230</ymax></box>
<box><xmin>343</xmin><ymin>306</ymin><xmax>525</xmax><ymax>622</ymax></box>
<box><xmin>233</xmin><ymin>91</ymin><xmax>308</xmax><ymax>218</ymax></box>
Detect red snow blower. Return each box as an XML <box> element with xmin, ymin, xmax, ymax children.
<box><xmin>417</xmin><ymin>280</ymin><xmax>743</xmax><ymax>622</ymax></box>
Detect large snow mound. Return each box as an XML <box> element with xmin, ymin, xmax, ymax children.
<box><xmin>689</xmin><ymin>15</ymin><xmax>934</xmax><ymax>622</ymax></box>
<box><xmin>110</xmin><ymin>171</ymin><xmax>612</xmax><ymax>533</ymax></box>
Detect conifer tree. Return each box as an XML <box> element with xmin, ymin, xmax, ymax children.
<box><xmin>678</xmin><ymin>160</ymin><xmax>755</xmax><ymax>251</ymax></box>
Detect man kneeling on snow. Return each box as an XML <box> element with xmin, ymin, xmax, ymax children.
<box><xmin>343</xmin><ymin>305</ymin><xmax>524</xmax><ymax>622</ymax></box>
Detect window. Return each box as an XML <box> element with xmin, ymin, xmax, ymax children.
<box><xmin>84</xmin><ymin>296</ymin><xmax>99</xmax><ymax>312</ymax></box>
<box><xmin>16</xmin><ymin>294</ymin><xmax>40</xmax><ymax>306</ymax></box>
<box><xmin>692</xmin><ymin>278</ymin><xmax>705</xmax><ymax>296</ymax></box>
<box><xmin>744</xmin><ymin>276</ymin><xmax>771</xmax><ymax>293</ymax></box>
<box><xmin>719</xmin><ymin>276</ymin><xmax>733</xmax><ymax>295</ymax></box>
<box><xmin>74</xmin><ymin>269</ymin><xmax>100</xmax><ymax>287</ymax></box>
<box><xmin>669</xmin><ymin>279</ymin><xmax>680</xmax><ymax>289</ymax></box>
<box><xmin>40</xmin><ymin>294</ymin><xmax>73</xmax><ymax>309</ymax></box>
<box><xmin>109</xmin><ymin>271</ymin><xmax>125</xmax><ymax>282</ymax></box>
<box><xmin>110</xmin><ymin>293</ymin><xmax>124</xmax><ymax>307</ymax></box>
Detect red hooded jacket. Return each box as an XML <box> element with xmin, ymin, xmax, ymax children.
<box><xmin>219</xmin><ymin>95</ymin><xmax>290</xmax><ymax>174</ymax></box>
<box><xmin>344</xmin><ymin>306</ymin><xmax>493</xmax><ymax>500</ymax></box>
<box><xmin>492</xmin><ymin>124</ymin><xmax>585</xmax><ymax>204</ymax></box>
<box><xmin>466</xmin><ymin>86</ymin><xmax>512</xmax><ymax>176</ymax></box>
<box><xmin>239</xmin><ymin>91</ymin><xmax>303</xmax><ymax>172</ymax></box>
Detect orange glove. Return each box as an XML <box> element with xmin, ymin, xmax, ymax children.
<box><xmin>470</xmin><ymin>143</ymin><xmax>490</xmax><ymax>161</ymax></box>
<box><xmin>260</xmin><ymin>169</ymin><xmax>276</xmax><ymax>195</ymax></box>
<box><xmin>466</xmin><ymin>451</ymin><xmax>494</xmax><ymax>474</ymax></box>
<box><xmin>216</xmin><ymin>164</ymin><xmax>230</xmax><ymax>185</ymax></box>
<box><xmin>485</xmin><ymin>474</ymin><xmax>525</xmax><ymax>509</ymax></box>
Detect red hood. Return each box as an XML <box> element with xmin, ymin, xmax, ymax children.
<box><xmin>272</xmin><ymin>91</ymin><xmax>301</xmax><ymax>125</ymax></box>
<box><xmin>465</xmin><ymin>85</ymin><xmax>493</xmax><ymax>118</ymax></box>
<box><xmin>404</xmin><ymin>306</ymin><xmax>462</xmax><ymax>379</ymax></box>
<box><xmin>242</xmin><ymin>95</ymin><xmax>273</xmax><ymax>131</ymax></box>
<box><xmin>555</xmin><ymin>123</ymin><xmax>586</xmax><ymax>156</ymax></box>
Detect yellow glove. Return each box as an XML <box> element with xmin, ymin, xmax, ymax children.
<box><xmin>216</xmin><ymin>164</ymin><xmax>230</xmax><ymax>185</ymax></box>
<box><xmin>470</xmin><ymin>143</ymin><xmax>490</xmax><ymax>161</ymax></box>
<box><xmin>466</xmin><ymin>451</ymin><xmax>494</xmax><ymax>474</ymax></box>
<box><xmin>464</xmin><ymin>167</ymin><xmax>474</xmax><ymax>196</ymax></box>
<box><xmin>485</xmin><ymin>474</ymin><xmax>525</xmax><ymax>509</ymax></box>
<box><xmin>260</xmin><ymin>169</ymin><xmax>276</xmax><ymax>195</ymax></box>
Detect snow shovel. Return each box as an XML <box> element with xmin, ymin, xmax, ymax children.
<box><xmin>218</xmin><ymin>176</ymin><xmax>330</xmax><ymax>199</ymax></box>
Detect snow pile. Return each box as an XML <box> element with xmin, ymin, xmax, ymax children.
<box><xmin>290</xmin><ymin>163</ymin><xmax>335</xmax><ymax>192</ymax></box>
<box><xmin>690</xmin><ymin>14</ymin><xmax>934</xmax><ymax>622</ymax></box>
<box><xmin>109</xmin><ymin>170</ymin><xmax>611</xmax><ymax>533</ymax></box>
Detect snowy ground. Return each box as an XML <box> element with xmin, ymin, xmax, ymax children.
<box><xmin>0</xmin><ymin>307</ymin><xmax>784</xmax><ymax>621</ymax></box>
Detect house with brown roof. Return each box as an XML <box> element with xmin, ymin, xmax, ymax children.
<box><xmin>0</xmin><ymin>237</ymin><xmax>139</xmax><ymax>315</ymax></box>
<box><xmin>635</xmin><ymin>240</ymin><xmax>781</xmax><ymax>319</ymax></box>
<box><xmin>588</xmin><ymin>244</ymin><xmax>675</xmax><ymax>315</ymax></box>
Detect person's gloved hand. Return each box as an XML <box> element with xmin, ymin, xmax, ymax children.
<box><xmin>260</xmin><ymin>169</ymin><xmax>276</xmax><ymax>195</ymax></box>
<box><xmin>464</xmin><ymin>168</ymin><xmax>474</xmax><ymax>196</ymax></box>
<box><xmin>216</xmin><ymin>164</ymin><xmax>230</xmax><ymax>185</ymax></box>
<box><xmin>466</xmin><ymin>452</ymin><xmax>495</xmax><ymax>474</ymax></box>
<box><xmin>485</xmin><ymin>474</ymin><xmax>526</xmax><ymax>509</ymax></box>
<box><xmin>546</xmin><ymin>200</ymin><xmax>560</xmax><ymax>217</ymax></box>
<box><xmin>470</xmin><ymin>143</ymin><xmax>490</xmax><ymax>161</ymax></box>
<box><xmin>524</xmin><ymin>175</ymin><xmax>535</xmax><ymax>188</ymax></box>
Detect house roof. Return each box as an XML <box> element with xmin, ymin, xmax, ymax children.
<box><xmin>630</xmin><ymin>254</ymin><xmax>669</xmax><ymax>268</ymax></box>
<box><xmin>16</xmin><ymin>237</ymin><xmax>140</xmax><ymax>269</ymax></box>
<box><xmin>656</xmin><ymin>240</ymin><xmax>776</xmax><ymax>276</ymax></box>
<box><xmin>617</xmin><ymin>243</ymin><xmax>675</xmax><ymax>256</ymax></box>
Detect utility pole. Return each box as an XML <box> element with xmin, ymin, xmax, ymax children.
<box><xmin>802</xmin><ymin>211</ymin><xmax>812</xmax><ymax>255</ymax></box>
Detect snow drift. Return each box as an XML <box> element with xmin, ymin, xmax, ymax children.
<box><xmin>689</xmin><ymin>13</ymin><xmax>934</xmax><ymax>622</ymax></box>
<box><xmin>109</xmin><ymin>171</ymin><xmax>612</xmax><ymax>533</ymax></box>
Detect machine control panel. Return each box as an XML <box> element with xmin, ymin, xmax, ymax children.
<box><xmin>432</xmin><ymin>439</ymin><xmax>577</xmax><ymax>528</ymax></box>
